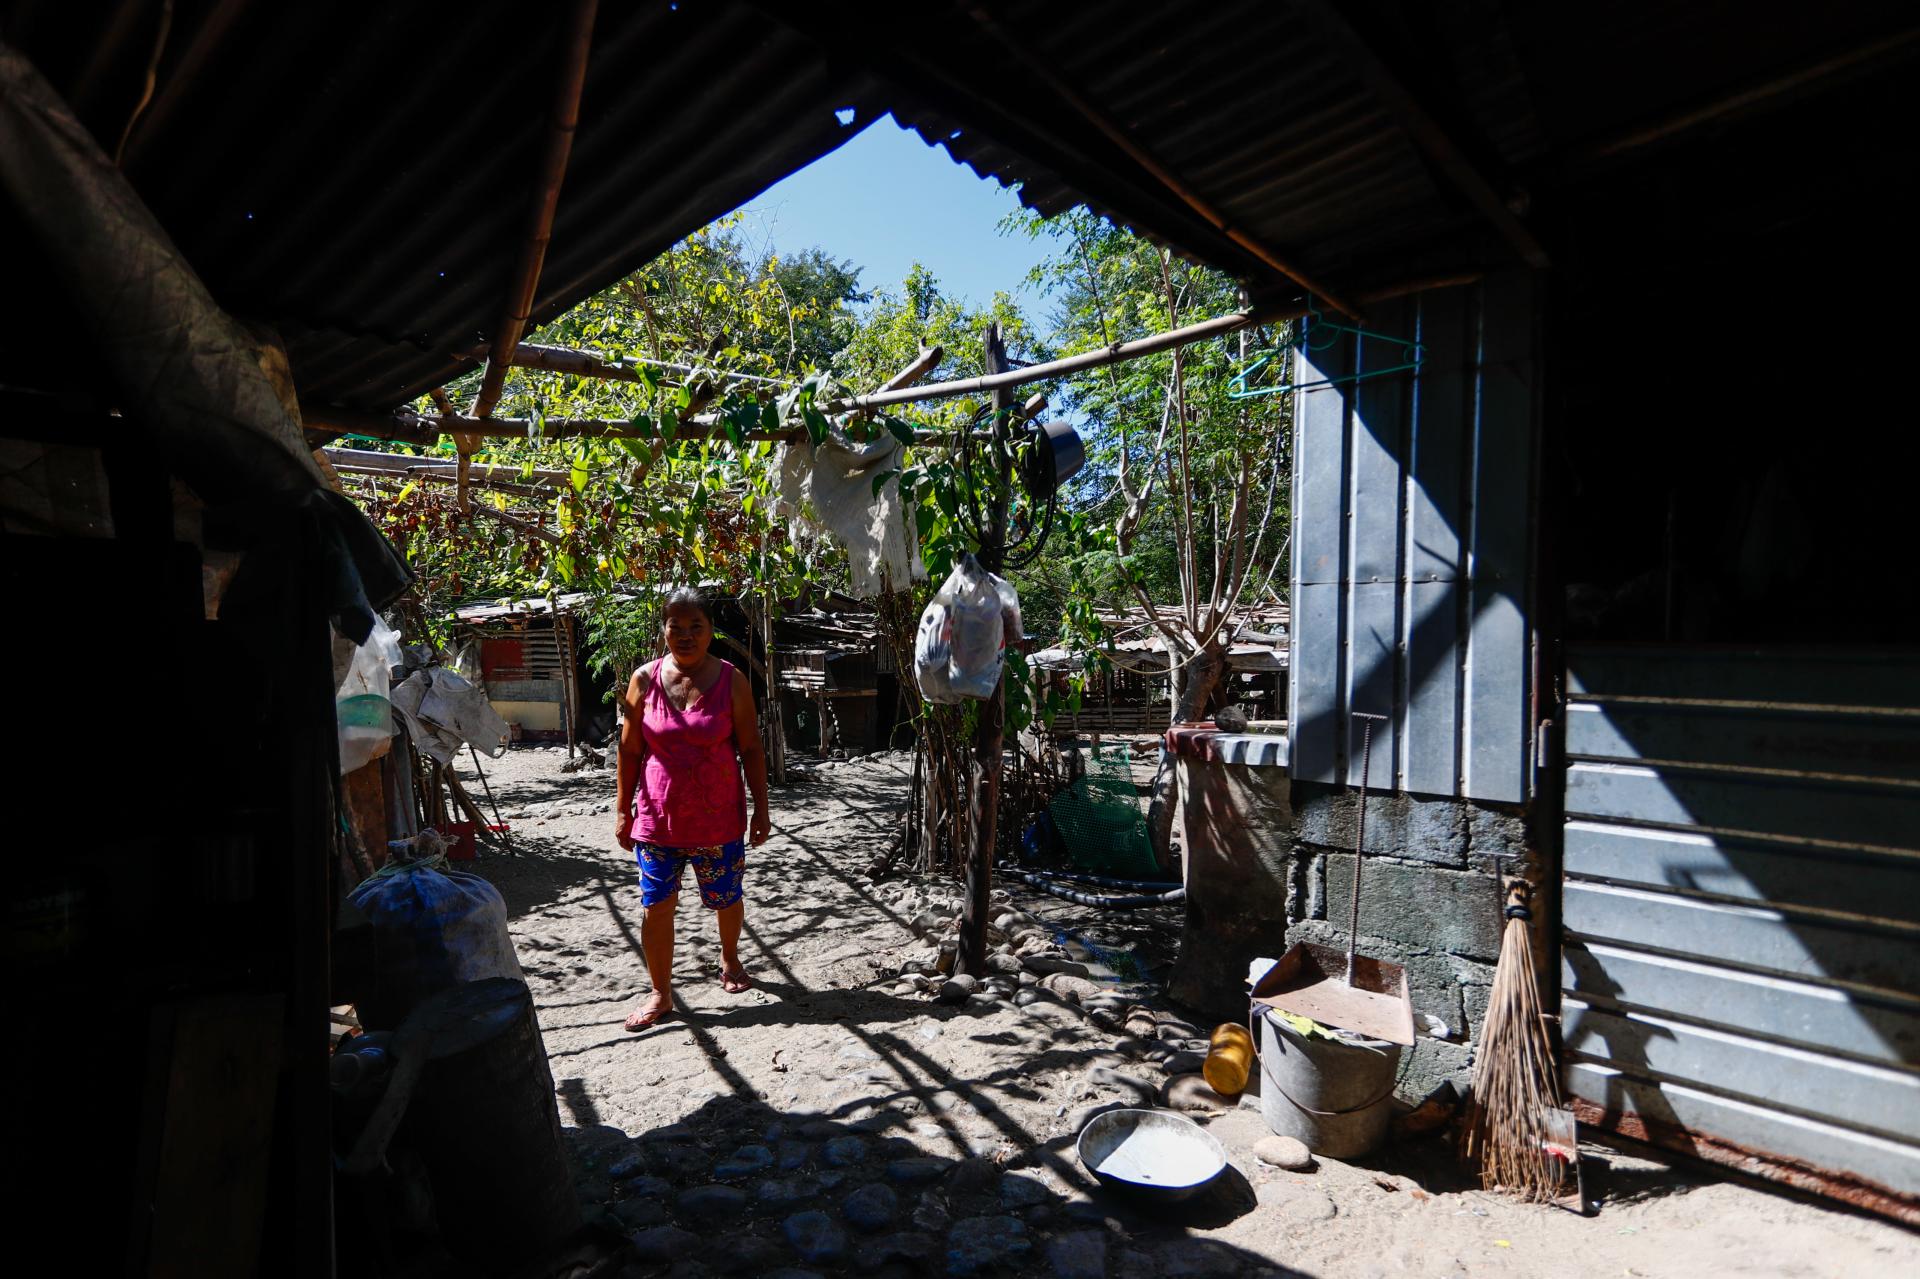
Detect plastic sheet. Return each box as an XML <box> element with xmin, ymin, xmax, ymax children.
<box><xmin>336</xmin><ymin>617</ymin><xmax>401</xmax><ymax>773</ymax></box>
<box><xmin>347</xmin><ymin>853</ymin><xmax>526</xmax><ymax>1028</ymax></box>
<box><xmin>915</xmin><ymin>555</ymin><xmax>1020</xmax><ymax>703</ymax></box>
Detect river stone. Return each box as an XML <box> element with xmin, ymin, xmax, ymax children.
<box><xmin>707</xmin><ymin>1234</ymin><xmax>789</xmax><ymax>1276</ymax></box>
<box><xmin>939</xmin><ymin>974</ymin><xmax>979</xmax><ymax>1004</ymax></box>
<box><xmin>858</xmin><ymin>1232</ymin><xmax>938</xmax><ymax>1268</ymax></box>
<box><xmin>1086</xmin><ymin>1066</ymin><xmax>1157</xmax><ymax>1101</ymax></box>
<box><xmin>628</xmin><ymin>1226</ymin><xmax>699</xmax><ymax>1263</ymax></box>
<box><xmin>783</xmin><ymin>1210</ymin><xmax>849</xmax><ymax>1266</ymax></box>
<box><xmin>997</xmin><ymin>1174</ymin><xmax>1049</xmax><ymax>1209</ymax></box>
<box><xmin>841</xmin><ymin>1182</ymin><xmax>899</xmax><ymax>1233</ymax></box>
<box><xmin>1047</xmin><ymin>1230</ymin><xmax>1108</xmax><ymax>1279</ymax></box>
<box><xmin>1281</xmin><ymin>1190</ymin><xmax>1337</xmax><ymax>1223</ymax></box>
<box><xmin>1156</xmin><ymin>1238</ymin><xmax>1240</xmax><ymax>1277</ymax></box>
<box><xmin>612</xmin><ymin>1198</ymin><xmax>669</xmax><ymax>1230</ymax></box>
<box><xmin>888</xmin><ymin>1156</ymin><xmax>954</xmax><ymax>1185</ymax></box>
<box><xmin>1161</xmin><ymin>1051</ymin><xmax>1207</xmax><ymax>1076</ymax></box>
<box><xmin>823</xmin><ymin>1135</ymin><xmax>869</xmax><ymax>1167</ymax></box>
<box><xmin>756</xmin><ymin>1176</ymin><xmax>820</xmax><ymax>1206</ymax></box>
<box><xmin>619</xmin><ymin>1173</ymin><xmax>673</xmax><ymax>1199</ymax></box>
<box><xmin>715</xmin><ymin>1144</ymin><xmax>775</xmax><ymax>1177</ymax></box>
<box><xmin>1160</xmin><ymin>1074</ymin><xmax>1230</xmax><ymax>1112</ymax></box>
<box><xmin>777</xmin><ymin>1140</ymin><xmax>812</xmax><ymax>1170</ymax></box>
<box><xmin>1252</xmin><ymin>1134</ymin><xmax>1315</xmax><ymax>1171</ymax></box>
<box><xmin>677</xmin><ymin>1183</ymin><xmax>747</xmax><ymax>1224</ymax></box>
<box><xmin>945</xmin><ymin>1215</ymin><xmax>1031</xmax><ymax>1275</ymax></box>
<box><xmin>912</xmin><ymin>1191</ymin><xmax>953</xmax><ymax>1232</ymax></box>
<box><xmin>607</xmin><ymin>1148</ymin><xmax>647</xmax><ymax>1179</ymax></box>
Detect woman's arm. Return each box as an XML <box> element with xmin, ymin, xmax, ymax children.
<box><xmin>732</xmin><ymin>667</ymin><xmax>770</xmax><ymax>846</ymax></box>
<box><xmin>614</xmin><ymin>666</ymin><xmax>648</xmax><ymax>850</ymax></box>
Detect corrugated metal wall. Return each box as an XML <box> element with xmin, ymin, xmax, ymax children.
<box><xmin>1288</xmin><ymin>275</ymin><xmax>1537</xmax><ymax>801</ymax></box>
<box><xmin>1562</xmin><ymin>645</ymin><xmax>1920</xmax><ymax>1211</ymax></box>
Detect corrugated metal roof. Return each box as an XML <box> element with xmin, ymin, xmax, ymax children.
<box><xmin>799</xmin><ymin>0</ymin><xmax>1920</xmax><ymax>297</ymax></box>
<box><xmin>5</xmin><ymin>0</ymin><xmax>884</xmax><ymax>413</ymax></box>
<box><xmin>7</xmin><ymin>1</ymin><xmax>1913</xmax><ymax>416</ymax></box>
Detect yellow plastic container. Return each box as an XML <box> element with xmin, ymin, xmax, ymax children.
<box><xmin>1203</xmin><ymin>1021</ymin><xmax>1255</xmax><ymax>1096</ymax></box>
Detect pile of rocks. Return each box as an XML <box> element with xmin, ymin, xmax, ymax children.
<box><xmin>873</xmin><ymin>880</ymin><xmax>1068</xmax><ymax>1007</ymax></box>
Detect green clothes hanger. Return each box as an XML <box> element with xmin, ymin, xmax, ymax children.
<box><xmin>1228</xmin><ymin>302</ymin><xmax>1424</xmax><ymax>400</ymax></box>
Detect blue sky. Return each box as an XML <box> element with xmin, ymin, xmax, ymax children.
<box><xmin>731</xmin><ymin>115</ymin><xmax>1060</xmax><ymax>311</ymax></box>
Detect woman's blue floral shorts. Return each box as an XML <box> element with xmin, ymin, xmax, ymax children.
<box><xmin>636</xmin><ymin>839</ymin><xmax>745</xmax><ymax>909</ymax></box>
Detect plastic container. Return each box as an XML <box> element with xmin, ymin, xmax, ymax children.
<box><xmin>1202</xmin><ymin>1021</ymin><xmax>1255</xmax><ymax>1095</ymax></box>
<box><xmin>442</xmin><ymin>822</ymin><xmax>478</xmax><ymax>861</ymax></box>
<box><xmin>1257</xmin><ymin>1008</ymin><xmax>1402</xmax><ymax>1158</ymax></box>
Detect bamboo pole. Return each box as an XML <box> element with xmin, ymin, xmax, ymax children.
<box><xmin>484</xmin><ymin>342</ymin><xmax>793</xmax><ymax>389</ymax></box>
<box><xmin>304</xmin><ymin>273</ymin><xmax>1475</xmax><ymax>448</ymax></box>
<box><xmin>322</xmin><ymin>447</ymin><xmax>570</xmax><ymax>485</ymax></box>
<box><xmin>826</xmin><ymin>304</ymin><xmax>1289</xmax><ymax>413</ymax></box>
<box><xmin>470</xmin><ymin>0</ymin><xmax>599</xmax><ymax>420</ymax></box>
<box><xmin>957</xmin><ymin>322</ymin><xmax>1013</xmax><ymax>981</ymax></box>
<box><xmin>332</xmin><ymin>465</ymin><xmax>558</xmax><ymax>502</ymax></box>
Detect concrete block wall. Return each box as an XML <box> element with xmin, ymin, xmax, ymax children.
<box><xmin>1286</xmin><ymin>782</ymin><xmax>1529</xmax><ymax>1102</ymax></box>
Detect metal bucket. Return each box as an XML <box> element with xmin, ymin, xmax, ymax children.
<box><xmin>1257</xmin><ymin>1009</ymin><xmax>1402</xmax><ymax>1158</ymax></box>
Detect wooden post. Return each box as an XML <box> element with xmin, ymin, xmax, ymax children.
<box><xmin>958</xmin><ymin>323</ymin><xmax>1012</xmax><ymax>980</ymax></box>
<box><xmin>761</xmin><ymin>589</ymin><xmax>786</xmax><ymax>784</ymax></box>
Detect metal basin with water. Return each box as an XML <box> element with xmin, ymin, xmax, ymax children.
<box><xmin>1076</xmin><ymin>1108</ymin><xmax>1227</xmax><ymax>1200</ymax></box>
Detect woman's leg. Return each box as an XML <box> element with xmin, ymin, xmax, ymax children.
<box><xmin>627</xmin><ymin>847</ymin><xmax>681</xmax><ymax>1029</ymax></box>
<box><xmin>637</xmin><ymin>891</ymin><xmax>678</xmax><ymax>1015</ymax></box>
<box><xmin>715</xmin><ymin>899</ymin><xmax>748</xmax><ymax>991</ymax></box>
<box><xmin>691</xmin><ymin>841</ymin><xmax>751</xmax><ymax>992</ymax></box>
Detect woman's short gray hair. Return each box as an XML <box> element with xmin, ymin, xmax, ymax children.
<box><xmin>661</xmin><ymin>585</ymin><xmax>711</xmax><ymax>622</ymax></box>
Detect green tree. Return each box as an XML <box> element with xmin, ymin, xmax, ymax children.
<box><xmin>1008</xmin><ymin>209</ymin><xmax>1292</xmax><ymax>853</ymax></box>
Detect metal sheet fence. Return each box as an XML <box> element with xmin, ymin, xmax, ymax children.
<box><xmin>1562</xmin><ymin>644</ymin><xmax>1920</xmax><ymax>1215</ymax></box>
<box><xmin>1288</xmin><ymin>275</ymin><xmax>1537</xmax><ymax>801</ymax></box>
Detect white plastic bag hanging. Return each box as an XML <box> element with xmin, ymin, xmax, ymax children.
<box><xmin>915</xmin><ymin>555</ymin><xmax>1021</xmax><ymax>703</ymax></box>
<box><xmin>335</xmin><ymin>616</ymin><xmax>401</xmax><ymax>773</ymax></box>
<box><xmin>914</xmin><ymin>590</ymin><xmax>957</xmax><ymax>704</ymax></box>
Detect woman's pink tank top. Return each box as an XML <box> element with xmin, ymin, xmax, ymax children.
<box><xmin>629</xmin><ymin>658</ymin><xmax>746</xmax><ymax>847</ymax></box>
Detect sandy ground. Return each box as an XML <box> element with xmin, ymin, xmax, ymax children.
<box><xmin>454</xmin><ymin>745</ymin><xmax>1919</xmax><ymax>1279</ymax></box>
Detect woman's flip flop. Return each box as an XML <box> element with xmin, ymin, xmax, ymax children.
<box><xmin>624</xmin><ymin>999</ymin><xmax>674</xmax><ymax>1031</ymax></box>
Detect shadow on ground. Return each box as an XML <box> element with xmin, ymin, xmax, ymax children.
<box><xmin>560</xmin><ymin>1094</ymin><xmax>1295</xmax><ymax>1279</ymax></box>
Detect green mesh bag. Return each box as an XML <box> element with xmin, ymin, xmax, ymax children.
<box><xmin>1048</xmin><ymin>745</ymin><xmax>1159</xmax><ymax>876</ymax></box>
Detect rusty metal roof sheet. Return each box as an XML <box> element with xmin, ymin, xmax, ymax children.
<box><xmin>5</xmin><ymin>1</ymin><xmax>884</xmax><ymax>414</ymax></box>
<box><xmin>8</xmin><ymin>1</ymin><xmax>1914</xmax><ymax>416</ymax></box>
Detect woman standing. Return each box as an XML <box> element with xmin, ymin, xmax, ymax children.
<box><xmin>615</xmin><ymin>587</ymin><xmax>770</xmax><ymax>1029</ymax></box>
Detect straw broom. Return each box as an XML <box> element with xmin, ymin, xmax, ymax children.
<box><xmin>1461</xmin><ymin>879</ymin><xmax>1566</xmax><ymax>1201</ymax></box>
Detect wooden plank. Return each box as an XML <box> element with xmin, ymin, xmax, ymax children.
<box><xmin>1562</xmin><ymin>1002</ymin><xmax>1920</xmax><ymax>1141</ymax></box>
<box><xmin>1568</xmin><ymin>645</ymin><xmax>1920</xmax><ymax>709</ymax></box>
<box><xmin>1565</xmin><ymin>761</ymin><xmax>1920</xmax><ymax>853</ymax></box>
<box><xmin>142</xmin><ymin>995</ymin><xmax>285</xmax><ymax>1277</ymax></box>
<box><xmin>1563</xmin><ymin>940</ymin><xmax>1920</xmax><ymax>1065</ymax></box>
<box><xmin>1565</xmin><ymin>821</ymin><xmax>1920</xmax><ymax>924</ymax></box>
<box><xmin>1565</xmin><ymin>881</ymin><xmax>1920</xmax><ymax>996</ymax></box>
<box><xmin>485</xmin><ymin>678</ymin><xmax>565</xmax><ymax>702</ymax></box>
<box><xmin>1566</xmin><ymin>700</ymin><xmax>1920</xmax><ymax>781</ymax></box>
<box><xmin>1566</xmin><ymin>1063</ymin><xmax>1920</xmax><ymax>1198</ymax></box>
